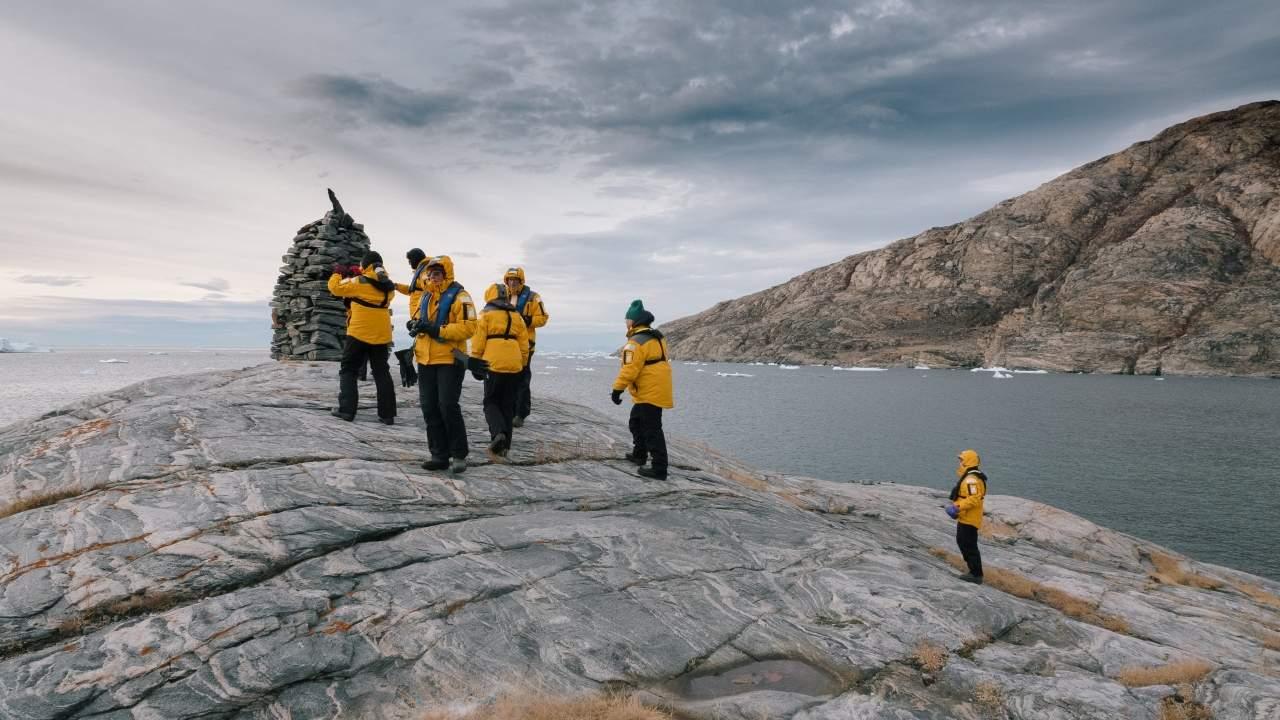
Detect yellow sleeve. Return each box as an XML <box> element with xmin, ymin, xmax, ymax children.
<box><xmin>527</xmin><ymin>294</ymin><xmax>549</xmax><ymax>329</ymax></box>
<box><xmin>440</xmin><ymin>291</ymin><xmax>478</xmax><ymax>342</ymax></box>
<box><xmin>516</xmin><ymin>315</ymin><xmax>530</xmax><ymax>367</ymax></box>
<box><xmin>470</xmin><ymin>313</ymin><xmax>488</xmax><ymax>359</ymax></box>
<box><xmin>613</xmin><ymin>341</ymin><xmax>643</xmax><ymax>391</ymax></box>
<box><xmin>395</xmin><ymin>283</ymin><xmax>411</xmax><ymax>295</ymax></box>
<box><xmin>328</xmin><ymin>273</ymin><xmax>354</xmax><ymax>298</ymax></box>
<box><xmin>954</xmin><ymin>477</ymin><xmax>986</xmax><ymax>511</ymax></box>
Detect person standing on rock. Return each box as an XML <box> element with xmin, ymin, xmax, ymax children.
<box><xmin>611</xmin><ymin>300</ymin><xmax>673</xmax><ymax>480</ymax></box>
<box><xmin>946</xmin><ymin>449</ymin><xmax>987</xmax><ymax>584</ymax></box>
<box><xmin>327</xmin><ymin>251</ymin><xmax>397</xmax><ymax>424</ymax></box>
<box><xmin>503</xmin><ymin>267</ymin><xmax>549</xmax><ymax>428</ymax></box>
<box><xmin>471</xmin><ymin>283</ymin><xmax>530</xmax><ymax>459</ymax></box>
<box><xmin>412</xmin><ymin>255</ymin><xmax>478</xmax><ymax>473</ymax></box>
<box><xmin>392</xmin><ymin>248</ymin><xmax>431</xmax><ymax>389</ymax></box>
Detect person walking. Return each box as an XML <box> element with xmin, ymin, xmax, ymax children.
<box><xmin>412</xmin><ymin>256</ymin><xmax>478</xmax><ymax>473</ymax></box>
<box><xmin>946</xmin><ymin>449</ymin><xmax>987</xmax><ymax>584</ymax></box>
<box><xmin>471</xmin><ymin>283</ymin><xmax>530</xmax><ymax>458</ymax></box>
<box><xmin>503</xmin><ymin>267</ymin><xmax>549</xmax><ymax>427</ymax></box>
<box><xmin>326</xmin><ymin>251</ymin><xmax>397</xmax><ymax>424</ymax></box>
<box><xmin>610</xmin><ymin>300</ymin><xmax>672</xmax><ymax>480</ymax></box>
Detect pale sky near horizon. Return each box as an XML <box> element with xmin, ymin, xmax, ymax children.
<box><xmin>1</xmin><ymin>1</ymin><xmax>1277</xmax><ymax>350</ymax></box>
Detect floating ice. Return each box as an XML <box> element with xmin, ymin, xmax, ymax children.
<box><xmin>79</xmin><ymin>369</ymin><xmax>97</xmax><ymax>375</ymax></box>
<box><xmin>992</xmin><ymin>371</ymin><xmax>1012</xmax><ymax>379</ymax></box>
<box><xmin>574</xmin><ymin>367</ymin><xmax>595</xmax><ymax>372</ymax></box>
<box><xmin>716</xmin><ymin>372</ymin><xmax>754</xmax><ymax>377</ymax></box>
<box><xmin>833</xmin><ymin>366</ymin><xmax>887</xmax><ymax>372</ymax></box>
<box><xmin>1013</xmin><ymin>369</ymin><xmax>1048</xmax><ymax>374</ymax></box>
<box><xmin>696</xmin><ymin>368</ymin><xmax>705</xmax><ymax>372</ymax></box>
<box><xmin>544</xmin><ymin>366</ymin><xmax>559</xmax><ymax>370</ymax></box>
<box><xmin>99</xmin><ymin>358</ymin><xmax>129</xmax><ymax>364</ymax></box>
<box><xmin>779</xmin><ymin>365</ymin><xmax>800</xmax><ymax>370</ymax></box>
<box><xmin>971</xmin><ymin>366</ymin><xmax>1010</xmax><ymax>373</ymax></box>
<box><xmin>146</xmin><ymin>351</ymin><xmax>169</xmax><ymax>356</ymax></box>
<box><xmin>914</xmin><ymin>364</ymin><xmax>930</xmax><ymax>370</ymax></box>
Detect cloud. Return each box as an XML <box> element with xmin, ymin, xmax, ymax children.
<box><xmin>180</xmin><ymin>277</ymin><xmax>231</xmax><ymax>292</ymax></box>
<box><xmin>0</xmin><ymin>296</ymin><xmax>269</xmax><ymax>348</ymax></box>
<box><xmin>296</xmin><ymin>73</ymin><xmax>470</xmax><ymax>129</ymax></box>
<box><xmin>17</xmin><ymin>275</ymin><xmax>90</xmax><ymax>287</ymax></box>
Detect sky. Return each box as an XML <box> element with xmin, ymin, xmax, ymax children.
<box><xmin>0</xmin><ymin>1</ymin><xmax>1277</xmax><ymax>351</ymax></box>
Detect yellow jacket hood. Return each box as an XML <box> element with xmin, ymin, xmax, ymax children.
<box><xmin>956</xmin><ymin>449</ymin><xmax>981</xmax><ymax>477</ymax></box>
<box><xmin>503</xmin><ymin>265</ymin><xmax>526</xmax><ymax>287</ymax></box>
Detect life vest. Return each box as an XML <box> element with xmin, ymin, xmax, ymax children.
<box><xmin>487</xmin><ymin>308</ymin><xmax>519</xmax><ymax>340</ymax></box>
<box><xmin>515</xmin><ymin>286</ymin><xmax>534</xmax><ymax>314</ymax></box>
<box><xmin>420</xmin><ymin>282</ymin><xmax>463</xmax><ymax>327</ymax></box>
<box><xmin>348</xmin><ymin>276</ymin><xmax>393</xmax><ymax>309</ymax></box>
<box><xmin>629</xmin><ymin>329</ymin><xmax>668</xmax><ymax>365</ymax></box>
<box><xmin>950</xmin><ymin>469</ymin><xmax>988</xmax><ymax>502</ymax></box>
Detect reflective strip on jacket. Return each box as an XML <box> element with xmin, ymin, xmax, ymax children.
<box><xmin>954</xmin><ymin>471</ymin><xmax>986</xmax><ymax>528</ymax></box>
<box><xmin>327</xmin><ymin>269</ymin><xmax>393</xmax><ymax>345</ymax></box>
<box><xmin>612</xmin><ymin>326</ymin><xmax>673</xmax><ymax>408</ymax></box>
<box><xmin>472</xmin><ymin>306</ymin><xmax>530</xmax><ymax>374</ymax></box>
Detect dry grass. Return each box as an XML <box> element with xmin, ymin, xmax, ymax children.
<box><xmin>421</xmin><ymin>693</ymin><xmax>672</xmax><ymax>720</ymax></box>
<box><xmin>958</xmin><ymin>634</ymin><xmax>994</xmax><ymax>659</ymax></box>
<box><xmin>973</xmin><ymin>681</ymin><xmax>1005</xmax><ymax>718</ymax></box>
<box><xmin>913</xmin><ymin>641</ymin><xmax>948</xmax><ymax>673</ymax></box>
<box><xmin>1115</xmin><ymin>660</ymin><xmax>1213</xmax><ymax>687</ymax></box>
<box><xmin>929</xmin><ymin>548</ymin><xmax>1130</xmax><ymax>634</ymax></box>
<box><xmin>0</xmin><ymin>486</ymin><xmax>86</xmax><ymax>520</ymax></box>
<box><xmin>1147</xmin><ymin>552</ymin><xmax>1222</xmax><ymax>590</ymax></box>
<box><xmin>1229</xmin><ymin>580</ymin><xmax>1280</xmax><ymax>610</ymax></box>
<box><xmin>1158</xmin><ymin>685</ymin><xmax>1213</xmax><ymax>720</ymax></box>
<box><xmin>1261</xmin><ymin>631</ymin><xmax>1280</xmax><ymax>651</ymax></box>
<box><xmin>978</xmin><ymin>518</ymin><xmax>1017</xmax><ymax>540</ymax></box>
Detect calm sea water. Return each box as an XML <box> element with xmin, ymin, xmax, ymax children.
<box><xmin>2</xmin><ymin>349</ymin><xmax>1277</xmax><ymax>580</ymax></box>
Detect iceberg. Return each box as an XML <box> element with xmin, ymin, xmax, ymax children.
<box><xmin>99</xmin><ymin>358</ymin><xmax>130</xmax><ymax>364</ymax></box>
<box><xmin>992</xmin><ymin>371</ymin><xmax>1012</xmax><ymax>379</ymax></box>
<box><xmin>715</xmin><ymin>372</ymin><xmax>754</xmax><ymax>378</ymax></box>
<box><xmin>0</xmin><ymin>338</ymin><xmax>51</xmax><ymax>353</ymax></box>
<box><xmin>914</xmin><ymin>364</ymin><xmax>930</xmax><ymax>370</ymax></box>
<box><xmin>779</xmin><ymin>364</ymin><xmax>800</xmax><ymax>370</ymax></box>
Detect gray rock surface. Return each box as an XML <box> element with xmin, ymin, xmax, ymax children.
<box><xmin>664</xmin><ymin>101</ymin><xmax>1280</xmax><ymax>377</ymax></box>
<box><xmin>1</xmin><ymin>362</ymin><xmax>1277</xmax><ymax>719</ymax></box>
<box><xmin>270</xmin><ymin>189</ymin><xmax>373</xmax><ymax>362</ymax></box>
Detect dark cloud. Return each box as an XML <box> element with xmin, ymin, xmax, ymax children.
<box><xmin>180</xmin><ymin>277</ymin><xmax>231</xmax><ymax>292</ymax></box>
<box><xmin>297</xmin><ymin>74</ymin><xmax>470</xmax><ymax>129</ymax></box>
<box><xmin>18</xmin><ymin>275</ymin><xmax>90</xmax><ymax>287</ymax></box>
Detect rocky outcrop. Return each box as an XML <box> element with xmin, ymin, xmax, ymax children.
<box><xmin>665</xmin><ymin>101</ymin><xmax>1280</xmax><ymax>376</ymax></box>
<box><xmin>1</xmin><ymin>363</ymin><xmax>1278</xmax><ymax>719</ymax></box>
<box><xmin>270</xmin><ymin>190</ymin><xmax>372</xmax><ymax>361</ymax></box>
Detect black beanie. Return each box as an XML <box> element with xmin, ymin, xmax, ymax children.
<box><xmin>406</xmin><ymin>248</ymin><xmax>426</xmax><ymax>267</ymax></box>
<box><xmin>361</xmin><ymin>250</ymin><xmax>384</xmax><ymax>268</ymax></box>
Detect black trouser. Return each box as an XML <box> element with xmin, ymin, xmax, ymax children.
<box><xmin>483</xmin><ymin>372</ymin><xmax>520</xmax><ymax>447</ymax></box>
<box><xmin>515</xmin><ymin>362</ymin><xmax>533</xmax><ymax>419</ymax></box>
<box><xmin>956</xmin><ymin>522</ymin><xmax>983</xmax><ymax>577</ymax></box>
<box><xmin>418</xmin><ymin>362</ymin><xmax>467</xmax><ymax>460</ymax></box>
<box><xmin>339</xmin><ymin>338</ymin><xmax>395</xmax><ymax>419</ymax></box>
<box><xmin>628</xmin><ymin>403</ymin><xmax>667</xmax><ymax>473</ymax></box>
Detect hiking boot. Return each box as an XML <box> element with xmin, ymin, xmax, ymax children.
<box><xmin>624</xmin><ymin>452</ymin><xmax>647</xmax><ymax>466</ymax></box>
<box><xmin>330</xmin><ymin>409</ymin><xmax>354</xmax><ymax>422</ymax></box>
<box><xmin>512</xmin><ymin>416</ymin><xmax>525</xmax><ymax>428</ymax></box>
<box><xmin>450</xmin><ymin>458</ymin><xmax>467</xmax><ymax>474</ymax></box>
<box><xmin>637</xmin><ymin>467</ymin><xmax>667</xmax><ymax>480</ymax></box>
<box><xmin>959</xmin><ymin>573</ymin><xmax>984</xmax><ymax>585</ymax></box>
<box><xmin>421</xmin><ymin>457</ymin><xmax>449</xmax><ymax>471</ymax></box>
<box><xmin>489</xmin><ymin>433</ymin><xmax>507</xmax><ymax>453</ymax></box>
<box><xmin>378</xmin><ymin>417</ymin><xmax>395</xmax><ymax>425</ymax></box>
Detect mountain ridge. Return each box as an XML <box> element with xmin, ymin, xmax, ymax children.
<box><xmin>664</xmin><ymin>101</ymin><xmax>1280</xmax><ymax>376</ymax></box>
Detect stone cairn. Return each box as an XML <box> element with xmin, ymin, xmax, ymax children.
<box><xmin>270</xmin><ymin>190</ymin><xmax>371</xmax><ymax>361</ymax></box>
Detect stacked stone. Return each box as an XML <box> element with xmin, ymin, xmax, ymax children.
<box><xmin>270</xmin><ymin>190</ymin><xmax>371</xmax><ymax>361</ymax></box>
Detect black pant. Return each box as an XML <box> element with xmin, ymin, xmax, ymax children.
<box><xmin>418</xmin><ymin>362</ymin><xmax>467</xmax><ymax>460</ymax></box>
<box><xmin>339</xmin><ymin>338</ymin><xmax>395</xmax><ymax>419</ymax></box>
<box><xmin>516</xmin><ymin>362</ymin><xmax>533</xmax><ymax>419</ymax></box>
<box><xmin>628</xmin><ymin>403</ymin><xmax>667</xmax><ymax>473</ymax></box>
<box><xmin>483</xmin><ymin>372</ymin><xmax>520</xmax><ymax>446</ymax></box>
<box><xmin>956</xmin><ymin>522</ymin><xmax>983</xmax><ymax>577</ymax></box>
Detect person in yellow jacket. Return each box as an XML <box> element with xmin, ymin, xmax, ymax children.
<box><xmin>946</xmin><ymin>449</ymin><xmax>987</xmax><ymax>584</ymax></box>
<box><xmin>326</xmin><ymin>251</ymin><xmax>397</xmax><ymax>424</ymax></box>
<box><xmin>411</xmin><ymin>255</ymin><xmax>478</xmax><ymax>473</ymax></box>
<box><xmin>503</xmin><ymin>266</ymin><xmax>549</xmax><ymax>427</ymax></box>
<box><xmin>391</xmin><ymin>248</ymin><xmax>429</xmax><ymax>389</ymax></box>
<box><xmin>471</xmin><ymin>283</ymin><xmax>530</xmax><ymax>458</ymax></box>
<box><xmin>611</xmin><ymin>299</ymin><xmax>673</xmax><ymax>480</ymax></box>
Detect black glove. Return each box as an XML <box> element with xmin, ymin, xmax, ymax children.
<box><xmin>471</xmin><ymin>367</ymin><xmax>488</xmax><ymax>382</ymax></box>
<box><xmin>422</xmin><ymin>322</ymin><xmax>441</xmax><ymax>339</ymax></box>
<box><xmin>611</xmin><ymin>389</ymin><xmax>623</xmax><ymax>405</ymax></box>
<box><xmin>406</xmin><ymin>319</ymin><xmax>418</xmax><ymax>335</ymax></box>
<box><xmin>466</xmin><ymin>356</ymin><xmax>490</xmax><ymax>374</ymax></box>
<box><xmin>394</xmin><ymin>349</ymin><xmax>417</xmax><ymax>388</ymax></box>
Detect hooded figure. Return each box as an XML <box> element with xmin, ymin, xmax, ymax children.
<box><xmin>503</xmin><ymin>266</ymin><xmax>550</xmax><ymax>427</ymax></box>
<box><xmin>471</xmin><ymin>283</ymin><xmax>531</xmax><ymax>458</ymax></box>
<box><xmin>412</xmin><ymin>256</ymin><xmax>478</xmax><ymax>474</ymax></box>
<box><xmin>326</xmin><ymin>252</ymin><xmax>397</xmax><ymax>424</ymax></box>
<box><xmin>611</xmin><ymin>299</ymin><xmax>673</xmax><ymax>480</ymax></box>
<box><xmin>946</xmin><ymin>449</ymin><xmax>987</xmax><ymax>583</ymax></box>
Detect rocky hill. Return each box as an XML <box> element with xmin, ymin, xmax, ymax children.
<box><xmin>0</xmin><ymin>362</ymin><xmax>1278</xmax><ymax>719</ymax></box>
<box><xmin>664</xmin><ymin>101</ymin><xmax>1280</xmax><ymax>376</ymax></box>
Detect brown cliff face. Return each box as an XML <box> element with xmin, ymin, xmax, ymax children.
<box><xmin>664</xmin><ymin>101</ymin><xmax>1280</xmax><ymax>376</ymax></box>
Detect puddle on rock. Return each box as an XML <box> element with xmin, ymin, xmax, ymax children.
<box><xmin>666</xmin><ymin>659</ymin><xmax>842</xmax><ymax>700</ymax></box>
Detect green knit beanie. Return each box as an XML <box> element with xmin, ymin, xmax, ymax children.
<box><xmin>625</xmin><ymin>299</ymin><xmax>646</xmax><ymax>322</ymax></box>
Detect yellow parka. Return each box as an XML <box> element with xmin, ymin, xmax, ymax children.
<box><xmin>413</xmin><ymin>255</ymin><xmax>478</xmax><ymax>366</ymax></box>
<box><xmin>952</xmin><ymin>449</ymin><xmax>987</xmax><ymax>528</ymax></box>
<box><xmin>472</xmin><ymin>284</ymin><xmax>530</xmax><ymax>374</ymax></box>
<box><xmin>503</xmin><ymin>267</ymin><xmax>549</xmax><ymax>346</ymax></box>
<box><xmin>396</xmin><ymin>257</ymin><xmax>431</xmax><ymax>322</ymax></box>
<box><xmin>328</xmin><ymin>267</ymin><xmax>394</xmax><ymax>345</ymax></box>
<box><xmin>612</xmin><ymin>325</ymin><xmax>673</xmax><ymax>409</ymax></box>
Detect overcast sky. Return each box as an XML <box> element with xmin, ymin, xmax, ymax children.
<box><xmin>1</xmin><ymin>1</ymin><xmax>1277</xmax><ymax>350</ymax></box>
